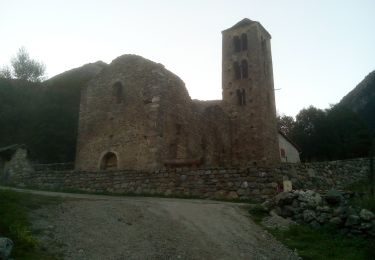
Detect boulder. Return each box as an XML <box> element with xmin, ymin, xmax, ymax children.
<box><xmin>303</xmin><ymin>209</ymin><xmax>316</xmax><ymax>223</ymax></box>
<box><xmin>325</xmin><ymin>189</ymin><xmax>343</xmax><ymax>205</ymax></box>
<box><xmin>0</xmin><ymin>237</ymin><xmax>13</xmax><ymax>260</ymax></box>
<box><xmin>275</xmin><ymin>192</ymin><xmax>295</xmax><ymax>206</ymax></box>
<box><xmin>297</xmin><ymin>190</ymin><xmax>322</xmax><ymax>208</ymax></box>
<box><xmin>291</xmin><ymin>199</ymin><xmax>299</xmax><ymax>208</ymax></box>
<box><xmin>329</xmin><ymin>217</ymin><xmax>342</xmax><ymax>226</ymax></box>
<box><xmin>261</xmin><ymin>200</ymin><xmax>274</xmax><ymax>211</ymax></box>
<box><xmin>359</xmin><ymin>222</ymin><xmax>372</xmax><ymax>230</ymax></box>
<box><xmin>359</xmin><ymin>209</ymin><xmax>375</xmax><ymax>221</ymax></box>
<box><xmin>317</xmin><ymin>206</ymin><xmax>331</xmax><ymax>213</ymax></box>
<box><xmin>333</xmin><ymin>206</ymin><xmax>347</xmax><ymax>217</ymax></box>
<box><xmin>280</xmin><ymin>205</ymin><xmax>296</xmax><ymax>218</ymax></box>
<box><xmin>345</xmin><ymin>214</ymin><xmax>360</xmax><ymax>227</ymax></box>
<box><xmin>227</xmin><ymin>191</ymin><xmax>238</xmax><ymax>200</ymax></box>
<box><xmin>317</xmin><ymin>213</ymin><xmax>331</xmax><ymax>224</ymax></box>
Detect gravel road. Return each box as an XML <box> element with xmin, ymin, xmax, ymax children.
<box><xmin>3</xmin><ymin>187</ymin><xmax>298</xmax><ymax>260</ymax></box>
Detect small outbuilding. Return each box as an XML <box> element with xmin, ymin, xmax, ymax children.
<box><xmin>278</xmin><ymin>132</ymin><xmax>301</xmax><ymax>163</ymax></box>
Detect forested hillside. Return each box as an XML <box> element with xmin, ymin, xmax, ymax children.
<box><xmin>340</xmin><ymin>71</ymin><xmax>375</xmax><ymax>131</ymax></box>
<box><xmin>278</xmin><ymin>71</ymin><xmax>375</xmax><ymax>162</ymax></box>
<box><xmin>0</xmin><ymin>61</ymin><xmax>106</xmax><ymax>163</ymax></box>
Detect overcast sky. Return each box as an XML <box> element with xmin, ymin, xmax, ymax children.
<box><xmin>1</xmin><ymin>0</ymin><xmax>374</xmax><ymax>116</ymax></box>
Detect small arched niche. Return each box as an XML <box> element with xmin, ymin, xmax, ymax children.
<box><xmin>100</xmin><ymin>152</ymin><xmax>118</xmax><ymax>170</ymax></box>
<box><xmin>112</xmin><ymin>81</ymin><xmax>123</xmax><ymax>104</ymax></box>
<box><xmin>241</xmin><ymin>33</ymin><xmax>248</xmax><ymax>51</ymax></box>
<box><xmin>233</xmin><ymin>36</ymin><xmax>241</xmax><ymax>52</ymax></box>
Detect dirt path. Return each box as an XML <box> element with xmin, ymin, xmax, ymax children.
<box><xmin>1</xmin><ymin>187</ymin><xmax>298</xmax><ymax>260</ymax></box>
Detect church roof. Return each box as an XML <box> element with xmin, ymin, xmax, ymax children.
<box><xmin>278</xmin><ymin>131</ymin><xmax>301</xmax><ymax>152</ymax></box>
<box><xmin>223</xmin><ymin>18</ymin><xmax>254</xmax><ymax>31</ymax></box>
<box><xmin>222</xmin><ymin>18</ymin><xmax>271</xmax><ymax>38</ymax></box>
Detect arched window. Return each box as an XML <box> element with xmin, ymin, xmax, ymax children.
<box><xmin>113</xmin><ymin>81</ymin><xmax>123</xmax><ymax>104</ymax></box>
<box><xmin>236</xmin><ymin>88</ymin><xmax>246</xmax><ymax>106</ymax></box>
<box><xmin>241</xmin><ymin>33</ymin><xmax>248</xmax><ymax>51</ymax></box>
<box><xmin>100</xmin><ymin>152</ymin><xmax>118</xmax><ymax>170</ymax></box>
<box><xmin>241</xmin><ymin>60</ymin><xmax>248</xmax><ymax>79</ymax></box>
<box><xmin>233</xmin><ymin>62</ymin><xmax>241</xmax><ymax>80</ymax></box>
<box><xmin>233</xmin><ymin>36</ymin><xmax>241</xmax><ymax>52</ymax></box>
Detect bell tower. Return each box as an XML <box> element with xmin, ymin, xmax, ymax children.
<box><xmin>222</xmin><ymin>18</ymin><xmax>280</xmax><ymax>165</ymax></box>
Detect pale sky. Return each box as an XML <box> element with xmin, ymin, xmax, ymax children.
<box><xmin>1</xmin><ymin>0</ymin><xmax>374</xmax><ymax>117</ymax></box>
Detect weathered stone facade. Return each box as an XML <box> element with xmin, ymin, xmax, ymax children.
<box><xmin>221</xmin><ymin>19</ymin><xmax>279</xmax><ymax>166</ymax></box>
<box><xmin>6</xmin><ymin>158</ymin><xmax>371</xmax><ymax>201</ymax></box>
<box><xmin>75</xmin><ymin>18</ymin><xmax>280</xmax><ymax>171</ymax></box>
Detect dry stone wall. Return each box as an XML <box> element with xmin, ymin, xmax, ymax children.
<box><xmin>4</xmin><ymin>158</ymin><xmax>372</xmax><ymax>201</ymax></box>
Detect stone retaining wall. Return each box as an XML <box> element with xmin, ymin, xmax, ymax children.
<box><xmin>3</xmin><ymin>157</ymin><xmax>372</xmax><ymax>200</ymax></box>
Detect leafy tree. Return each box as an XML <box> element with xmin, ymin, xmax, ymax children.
<box><xmin>291</xmin><ymin>106</ymin><xmax>327</xmax><ymax>161</ymax></box>
<box><xmin>0</xmin><ymin>47</ymin><xmax>46</xmax><ymax>82</ymax></box>
<box><xmin>11</xmin><ymin>47</ymin><xmax>46</xmax><ymax>82</ymax></box>
<box><xmin>289</xmin><ymin>105</ymin><xmax>371</xmax><ymax>162</ymax></box>
<box><xmin>0</xmin><ymin>66</ymin><xmax>12</xmax><ymax>79</ymax></box>
<box><xmin>277</xmin><ymin>114</ymin><xmax>295</xmax><ymax>137</ymax></box>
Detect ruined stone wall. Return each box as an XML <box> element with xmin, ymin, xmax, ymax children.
<box><xmin>0</xmin><ymin>148</ymin><xmax>33</xmax><ymax>182</ymax></box>
<box><xmin>75</xmin><ymin>19</ymin><xmax>282</xmax><ymax>171</ymax></box>
<box><xmin>221</xmin><ymin>20</ymin><xmax>279</xmax><ymax>166</ymax></box>
<box><xmin>192</xmin><ymin>100</ymin><xmax>232</xmax><ymax>166</ymax></box>
<box><xmin>76</xmin><ymin>55</ymin><xmax>237</xmax><ymax>171</ymax></box>
<box><xmin>7</xmin><ymin>158</ymin><xmax>371</xmax><ymax>201</ymax></box>
<box><xmin>76</xmin><ymin>55</ymin><xmax>203</xmax><ymax>171</ymax></box>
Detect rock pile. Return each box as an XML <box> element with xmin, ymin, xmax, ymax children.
<box><xmin>263</xmin><ymin>189</ymin><xmax>375</xmax><ymax>237</ymax></box>
<box><xmin>0</xmin><ymin>236</ymin><xmax>13</xmax><ymax>259</ymax></box>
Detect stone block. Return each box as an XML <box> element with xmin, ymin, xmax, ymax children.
<box><xmin>227</xmin><ymin>191</ymin><xmax>238</xmax><ymax>200</ymax></box>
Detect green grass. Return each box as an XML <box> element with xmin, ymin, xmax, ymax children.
<box><xmin>249</xmin><ymin>204</ymin><xmax>375</xmax><ymax>260</ymax></box>
<box><xmin>346</xmin><ymin>179</ymin><xmax>375</xmax><ymax>212</ymax></box>
<box><xmin>0</xmin><ymin>190</ymin><xmax>62</xmax><ymax>259</ymax></box>
<box><xmin>271</xmin><ymin>225</ymin><xmax>374</xmax><ymax>260</ymax></box>
<box><xmin>248</xmin><ymin>204</ymin><xmax>269</xmax><ymax>223</ymax></box>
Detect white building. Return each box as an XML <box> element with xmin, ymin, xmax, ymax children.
<box><xmin>278</xmin><ymin>132</ymin><xmax>300</xmax><ymax>163</ymax></box>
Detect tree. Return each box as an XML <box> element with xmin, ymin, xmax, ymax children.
<box><xmin>11</xmin><ymin>47</ymin><xmax>46</xmax><ymax>82</ymax></box>
<box><xmin>290</xmin><ymin>105</ymin><xmax>371</xmax><ymax>162</ymax></box>
<box><xmin>325</xmin><ymin>105</ymin><xmax>371</xmax><ymax>159</ymax></box>
<box><xmin>277</xmin><ymin>114</ymin><xmax>295</xmax><ymax>137</ymax></box>
<box><xmin>0</xmin><ymin>47</ymin><xmax>46</xmax><ymax>82</ymax></box>
<box><xmin>0</xmin><ymin>66</ymin><xmax>12</xmax><ymax>79</ymax></box>
<box><xmin>292</xmin><ymin>106</ymin><xmax>327</xmax><ymax>161</ymax></box>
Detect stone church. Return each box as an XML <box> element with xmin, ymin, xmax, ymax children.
<box><xmin>75</xmin><ymin>18</ymin><xmax>280</xmax><ymax>171</ymax></box>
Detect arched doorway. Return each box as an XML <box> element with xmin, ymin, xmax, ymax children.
<box><xmin>100</xmin><ymin>152</ymin><xmax>118</xmax><ymax>170</ymax></box>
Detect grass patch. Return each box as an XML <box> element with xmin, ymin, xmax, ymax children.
<box><xmin>0</xmin><ymin>189</ymin><xmax>62</xmax><ymax>259</ymax></box>
<box><xmin>346</xmin><ymin>179</ymin><xmax>375</xmax><ymax>212</ymax></box>
<box><xmin>248</xmin><ymin>201</ymin><xmax>375</xmax><ymax>259</ymax></box>
<box><xmin>248</xmin><ymin>204</ymin><xmax>269</xmax><ymax>223</ymax></box>
<box><xmin>270</xmin><ymin>224</ymin><xmax>374</xmax><ymax>260</ymax></box>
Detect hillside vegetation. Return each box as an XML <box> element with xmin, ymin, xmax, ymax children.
<box><xmin>279</xmin><ymin>71</ymin><xmax>375</xmax><ymax>162</ymax></box>
<box><xmin>340</xmin><ymin>70</ymin><xmax>375</xmax><ymax>131</ymax></box>
<box><xmin>0</xmin><ymin>61</ymin><xmax>106</xmax><ymax>163</ymax></box>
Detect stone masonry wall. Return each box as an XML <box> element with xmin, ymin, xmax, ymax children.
<box><xmin>221</xmin><ymin>19</ymin><xmax>280</xmax><ymax>165</ymax></box>
<box><xmin>5</xmin><ymin>158</ymin><xmax>371</xmax><ymax>201</ymax></box>
<box><xmin>75</xmin><ymin>19</ymin><xmax>281</xmax><ymax>172</ymax></box>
